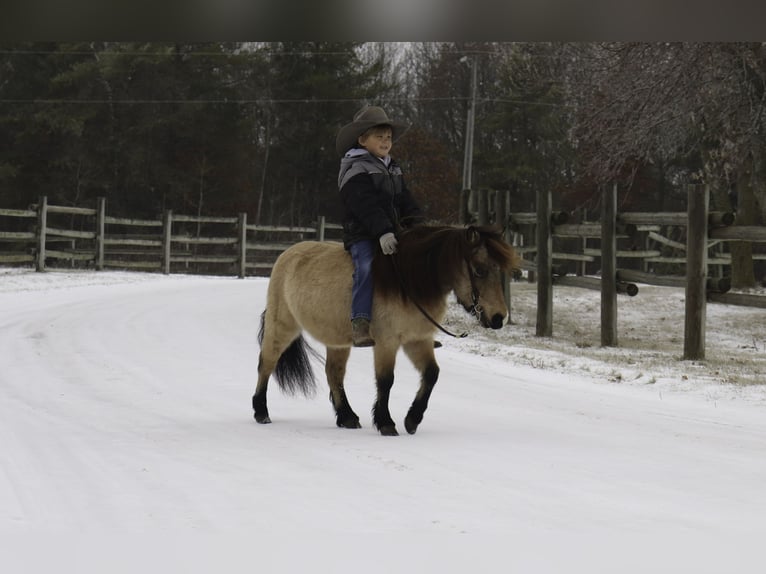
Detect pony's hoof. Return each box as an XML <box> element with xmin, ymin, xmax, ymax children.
<box><xmin>379</xmin><ymin>425</ymin><xmax>399</xmax><ymax>436</ymax></box>
<box><xmin>254</xmin><ymin>413</ymin><xmax>272</xmax><ymax>424</ymax></box>
<box><xmin>405</xmin><ymin>412</ymin><xmax>422</xmax><ymax>434</ymax></box>
<box><xmin>337</xmin><ymin>416</ymin><xmax>362</xmax><ymax>429</ymax></box>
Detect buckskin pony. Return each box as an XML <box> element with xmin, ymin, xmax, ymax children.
<box><xmin>252</xmin><ymin>224</ymin><xmax>520</xmax><ymax>436</ymax></box>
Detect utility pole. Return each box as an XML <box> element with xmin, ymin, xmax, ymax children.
<box><xmin>460</xmin><ymin>55</ymin><xmax>478</xmax><ymax>224</ymax></box>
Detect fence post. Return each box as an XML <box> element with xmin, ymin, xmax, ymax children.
<box><xmin>601</xmin><ymin>183</ymin><xmax>618</xmax><ymax>347</ymax></box>
<box><xmin>95</xmin><ymin>197</ymin><xmax>106</xmax><ymax>271</ymax></box>
<box><xmin>477</xmin><ymin>189</ymin><xmax>489</xmax><ymax>225</ymax></box>
<box><xmin>162</xmin><ymin>209</ymin><xmax>173</xmax><ymax>275</ymax></box>
<box><xmin>536</xmin><ymin>188</ymin><xmax>553</xmax><ymax>337</ymax></box>
<box><xmin>237</xmin><ymin>212</ymin><xmax>247</xmax><ymax>279</ymax></box>
<box><xmin>684</xmin><ymin>184</ymin><xmax>709</xmax><ymax>360</ymax></box>
<box><xmin>527</xmin><ymin>221</ymin><xmax>536</xmax><ymax>283</ymax></box>
<box><xmin>36</xmin><ymin>195</ymin><xmax>48</xmax><ymax>272</ymax></box>
<box><xmin>459</xmin><ymin>189</ymin><xmax>471</xmax><ymax>224</ymax></box>
<box><xmin>495</xmin><ymin>189</ymin><xmax>511</xmax><ymax>321</ymax></box>
<box><xmin>316</xmin><ymin>215</ymin><xmax>326</xmax><ymax>241</ymax></box>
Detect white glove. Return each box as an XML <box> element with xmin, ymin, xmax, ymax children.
<box><xmin>379</xmin><ymin>232</ymin><xmax>398</xmax><ymax>255</ymax></box>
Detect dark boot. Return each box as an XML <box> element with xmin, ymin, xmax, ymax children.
<box><xmin>351</xmin><ymin>318</ymin><xmax>375</xmax><ymax>347</ymax></box>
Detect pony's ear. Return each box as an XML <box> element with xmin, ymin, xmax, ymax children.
<box><xmin>466</xmin><ymin>226</ymin><xmax>482</xmax><ymax>247</ymax></box>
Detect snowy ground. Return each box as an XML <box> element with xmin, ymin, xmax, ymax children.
<box><xmin>2</xmin><ymin>267</ymin><xmax>766</xmax><ymax>572</ymax></box>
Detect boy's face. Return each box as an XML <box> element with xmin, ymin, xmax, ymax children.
<box><xmin>358</xmin><ymin>126</ymin><xmax>393</xmax><ymax>159</ymax></box>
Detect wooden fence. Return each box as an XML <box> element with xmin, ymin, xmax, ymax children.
<box><xmin>501</xmin><ymin>184</ymin><xmax>765</xmax><ymax>360</ymax></box>
<box><xmin>7</xmin><ymin>190</ymin><xmax>766</xmax><ymax>360</ymax></box>
<box><xmin>0</xmin><ymin>196</ymin><xmax>342</xmax><ymax>277</ymax></box>
<box><xmin>462</xmin><ymin>185</ymin><xmax>766</xmax><ymax>360</ymax></box>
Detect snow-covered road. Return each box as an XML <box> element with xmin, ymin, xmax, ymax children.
<box><xmin>2</xmin><ymin>270</ymin><xmax>764</xmax><ymax>571</ymax></box>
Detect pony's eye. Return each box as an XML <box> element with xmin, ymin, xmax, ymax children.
<box><xmin>472</xmin><ymin>265</ymin><xmax>488</xmax><ymax>278</ymax></box>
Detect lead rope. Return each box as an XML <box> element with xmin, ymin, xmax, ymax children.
<box><xmin>390</xmin><ymin>256</ymin><xmax>471</xmax><ymax>339</ymax></box>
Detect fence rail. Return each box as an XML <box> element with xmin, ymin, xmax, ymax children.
<box><xmin>0</xmin><ymin>196</ymin><xmax>342</xmax><ymax>276</ymax></box>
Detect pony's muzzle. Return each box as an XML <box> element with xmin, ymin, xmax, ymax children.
<box><xmin>490</xmin><ymin>313</ymin><xmax>504</xmax><ymax>329</ymax></box>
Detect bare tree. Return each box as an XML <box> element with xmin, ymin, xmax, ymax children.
<box><xmin>564</xmin><ymin>42</ymin><xmax>766</xmax><ymax>286</ymax></box>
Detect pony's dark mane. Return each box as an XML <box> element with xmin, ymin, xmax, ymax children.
<box><xmin>372</xmin><ymin>224</ymin><xmax>519</xmax><ymax>304</ymax></box>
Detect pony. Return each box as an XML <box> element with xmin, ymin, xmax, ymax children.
<box><xmin>252</xmin><ymin>224</ymin><xmax>520</xmax><ymax>436</ymax></box>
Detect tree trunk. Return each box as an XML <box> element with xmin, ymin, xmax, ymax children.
<box><xmin>752</xmin><ymin>144</ymin><xmax>766</xmax><ymax>228</ymax></box>
<box><xmin>730</xmin><ymin>158</ymin><xmax>757</xmax><ymax>288</ymax></box>
<box><xmin>255</xmin><ymin>115</ymin><xmax>270</xmax><ymax>226</ymax></box>
<box><xmin>197</xmin><ymin>154</ymin><xmax>206</xmax><ymax>239</ymax></box>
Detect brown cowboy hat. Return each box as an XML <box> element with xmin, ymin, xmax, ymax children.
<box><xmin>335</xmin><ymin>105</ymin><xmax>410</xmax><ymax>157</ymax></box>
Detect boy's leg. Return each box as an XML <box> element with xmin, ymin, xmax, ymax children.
<box><xmin>349</xmin><ymin>240</ymin><xmax>375</xmax><ymax>346</ymax></box>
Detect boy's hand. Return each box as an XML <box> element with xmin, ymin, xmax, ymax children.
<box><xmin>379</xmin><ymin>232</ymin><xmax>398</xmax><ymax>255</ymax></box>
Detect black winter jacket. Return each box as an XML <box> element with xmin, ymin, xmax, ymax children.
<box><xmin>338</xmin><ymin>151</ymin><xmax>424</xmax><ymax>249</ymax></box>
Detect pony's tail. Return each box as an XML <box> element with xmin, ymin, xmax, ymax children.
<box><xmin>258</xmin><ymin>310</ymin><xmax>318</xmax><ymax>397</ymax></box>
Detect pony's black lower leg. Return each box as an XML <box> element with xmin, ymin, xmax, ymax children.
<box><xmin>405</xmin><ymin>361</ymin><xmax>439</xmax><ymax>435</ymax></box>
<box><xmin>252</xmin><ymin>392</ymin><xmax>270</xmax><ymax>424</ymax></box>
<box><xmin>253</xmin><ymin>352</ymin><xmax>271</xmax><ymax>424</ymax></box>
<box><xmin>373</xmin><ymin>370</ymin><xmax>397</xmax><ymax>436</ymax></box>
<box><xmin>330</xmin><ymin>388</ymin><xmax>361</xmax><ymax>428</ymax></box>
<box><xmin>325</xmin><ymin>347</ymin><xmax>360</xmax><ymax>428</ymax></box>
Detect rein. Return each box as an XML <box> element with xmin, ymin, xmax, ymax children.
<box><xmin>390</xmin><ymin>255</ymin><xmax>481</xmax><ymax>339</ymax></box>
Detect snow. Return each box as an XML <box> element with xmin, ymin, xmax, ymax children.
<box><xmin>2</xmin><ymin>267</ymin><xmax>766</xmax><ymax>572</ymax></box>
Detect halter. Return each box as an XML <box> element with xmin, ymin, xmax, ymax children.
<box><xmin>391</xmin><ymin>255</ymin><xmax>484</xmax><ymax>339</ymax></box>
<box><xmin>466</xmin><ymin>261</ymin><xmax>484</xmax><ymax>319</ymax></box>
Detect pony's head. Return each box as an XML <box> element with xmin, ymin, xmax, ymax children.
<box><xmin>451</xmin><ymin>226</ymin><xmax>520</xmax><ymax>329</ymax></box>
<box><xmin>376</xmin><ymin>224</ymin><xmax>520</xmax><ymax>330</ymax></box>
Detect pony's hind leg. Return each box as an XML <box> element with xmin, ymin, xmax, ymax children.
<box><xmin>326</xmin><ymin>347</ymin><xmax>361</xmax><ymax>428</ymax></box>
<box><xmin>402</xmin><ymin>340</ymin><xmax>440</xmax><ymax>435</ymax></box>
<box><xmin>372</xmin><ymin>345</ymin><xmax>399</xmax><ymax>436</ymax></box>
<box><xmin>252</xmin><ymin>308</ymin><xmax>301</xmax><ymax>424</ymax></box>
<box><xmin>253</xmin><ymin>350</ymin><xmax>276</xmax><ymax>424</ymax></box>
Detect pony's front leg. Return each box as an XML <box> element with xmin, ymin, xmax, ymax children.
<box><xmin>326</xmin><ymin>347</ymin><xmax>361</xmax><ymax>428</ymax></box>
<box><xmin>372</xmin><ymin>345</ymin><xmax>398</xmax><ymax>436</ymax></box>
<box><xmin>402</xmin><ymin>340</ymin><xmax>440</xmax><ymax>435</ymax></box>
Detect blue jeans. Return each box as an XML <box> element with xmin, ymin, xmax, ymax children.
<box><xmin>349</xmin><ymin>240</ymin><xmax>375</xmax><ymax>321</ymax></box>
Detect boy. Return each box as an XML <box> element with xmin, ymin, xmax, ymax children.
<box><xmin>336</xmin><ymin>106</ymin><xmax>424</xmax><ymax>346</ymax></box>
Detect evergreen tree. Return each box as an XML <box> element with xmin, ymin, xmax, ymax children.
<box><xmin>254</xmin><ymin>42</ymin><xmax>386</xmax><ymax>226</ymax></box>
